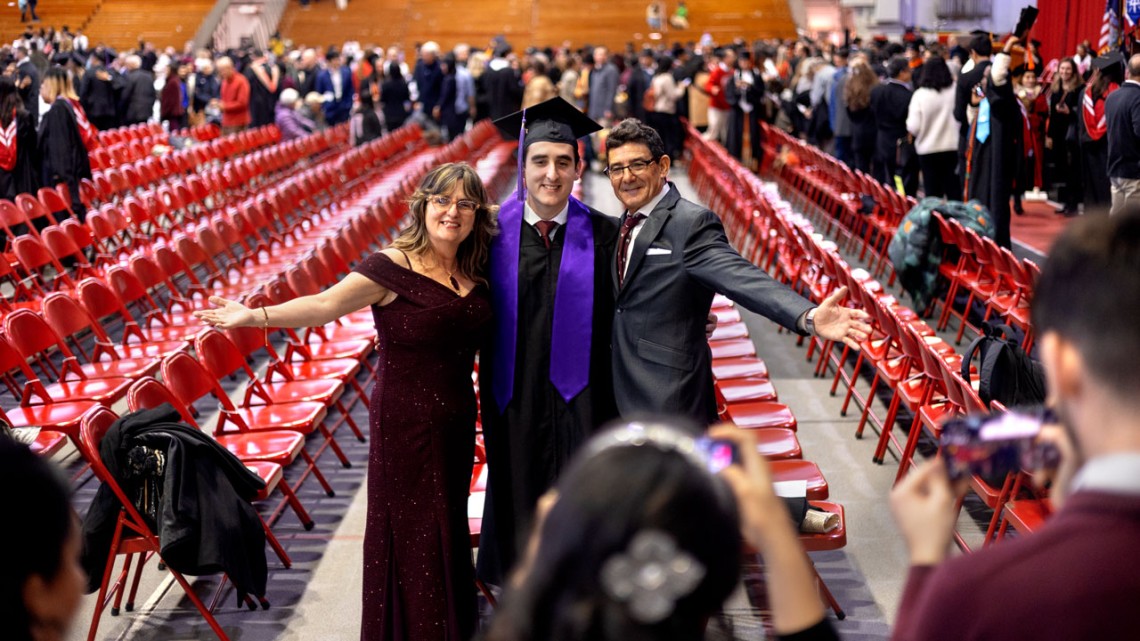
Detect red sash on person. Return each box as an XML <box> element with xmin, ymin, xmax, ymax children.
<box><xmin>1082</xmin><ymin>83</ymin><xmax>1118</xmax><ymax>141</ymax></box>
<box><xmin>0</xmin><ymin>111</ymin><xmax>17</xmax><ymax>172</ymax></box>
<box><xmin>66</xmin><ymin>98</ymin><xmax>101</xmax><ymax>151</ymax></box>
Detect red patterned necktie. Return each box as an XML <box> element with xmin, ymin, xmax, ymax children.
<box><xmin>535</xmin><ymin>220</ymin><xmax>559</xmax><ymax>249</ymax></box>
<box><xmin>617</xmin><ymin>213</ymin><xmax>646</xmax><ymax>288</ymax></box>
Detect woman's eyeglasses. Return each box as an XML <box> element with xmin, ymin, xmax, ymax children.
<box><xmin>430</xmin><ymin>195</ymin><xmax>478</xmax><ymax>214</ymax></box>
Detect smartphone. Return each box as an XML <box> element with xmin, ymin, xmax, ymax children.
<box><xmin>939</xmin><ymin>410</ymin><xmax>1061</xmax><ymax>481</ymax></box>
<box><xmin>695</xmin><ymin>437</ymin><xmax>740</xmax><ymax>474</ymax></box>
<box><xmin>973</xmin><ymin>84</ymin><xmax>985</xmax><ymax>98</ymax></box>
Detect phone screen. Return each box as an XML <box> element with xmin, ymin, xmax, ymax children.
<box><xmin>696</xmin><ymin>437</ymin><xmax>738</xmax><ymax>474</ymax></box>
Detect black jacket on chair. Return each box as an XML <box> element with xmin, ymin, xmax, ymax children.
<box><xmin>81</xmin><ymin>404</ymin><xmax>268</xmax><ymax>600</ymax></box>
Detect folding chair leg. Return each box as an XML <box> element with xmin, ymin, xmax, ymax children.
<box><xmin>269</xmin><ymin>475</ymin><xmax>316</xmax><ymax>530</ymax></box>
<box><xmin>299</xmin><ymin>448</ymin><xmax>336</xmax><ymax>497</ymax></box>
<box><xmin>261</xmin><ymin>515</ymin><xmax>292</xmax><ymax>568</ymax></box>
<box><xmin>811</xmin><ymin>561</ymin><xmax>846</xmax><ymax>620</ymax></box>
<box><xmin>111</xmin><ymin>552</ymin><xmax>135</xmax><ymax>615</ymax></box>
<box><xmin>89</xmin><ymin>517</ymin><xmax>126</xmax><ymax>641</ymax></box>
<box><xmin>854</xmin><ymin>372</ymin><xmax>881</xmax><ymax>438</ymax></box>
<box><xmin>335</xmin><ymin>399</ymin><xmax>366</xmax><ymax>442</ymax></box>
<box><xmin>124</xmin><ymin>552</ymin><xmax>152</xmax><ymax>612</ymax></box>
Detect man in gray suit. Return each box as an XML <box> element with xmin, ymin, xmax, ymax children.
<box><xmin>604</xmin><ymin>119</ymin><xmax>872</xmax><ymax>424</ymax></box>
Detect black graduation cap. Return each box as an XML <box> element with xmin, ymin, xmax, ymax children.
<box><xmin>493</xmin><ymin>96</ymin><xmax>602</xmax><ymax>200</ymax></box>
<box><xmin>1093</xmin><ymin>50</ymin><xmax>1125</xmax><ymax>72</ymax></box>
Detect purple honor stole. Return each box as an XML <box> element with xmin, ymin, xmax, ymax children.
<box><xmin>489</xmin><ymin>193</ymin><xmax>595</xmax><ymax>412</ymax></box>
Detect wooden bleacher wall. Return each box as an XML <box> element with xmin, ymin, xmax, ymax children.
<box><xmin>2</xmin><ymin>0</ymin><xmax>216</xmax><ymax>53</ymax></box>
<box><xmin>279</xmin><ymin>0</ymin><xmax>796</xmax><ymax>52</ymax></box>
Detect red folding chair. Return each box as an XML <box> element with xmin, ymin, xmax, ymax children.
<box><xmin>78</xmin><ymin>406</ymin><xmax>240</xmax><ymax>641</ymax></box>
<box><xmin>195</xmin><ymin>327</ymin><xmax>364</xmax><ymax>449</ymax></box>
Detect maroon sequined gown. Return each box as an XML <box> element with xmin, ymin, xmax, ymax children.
<box><xmin>353</xmin><ymin>253</ymin><xmax>491</xmax><ymax>641</ymax></box>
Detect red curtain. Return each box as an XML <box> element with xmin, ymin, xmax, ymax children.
<box><xmin>1034</xmin><ymin>0</ymin><xmax>1114</xmax><ymax>62</ymax></box>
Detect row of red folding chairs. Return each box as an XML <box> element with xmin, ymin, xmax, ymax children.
<box><xmin>761</xmin><ymin>124</ymin><xmax>915</xmax><ymax>285</ymax></box>
<box><xmin>0</xmin><ymin>124</ymin><xmax>365</xmax><ymax>303</ymax></box>
<box><xmin>96</xmin><ymin>121</ymin><xmax>165</xmax><ymax>147</ymax></box>
<box><xmin>685</xmin><ymin>127</ymin><xmax>1052</xmax><ymax>553</ymax></box>
<box><xmin>1</xmin><ymin>121</ymin><xmax>440</xmax><ymax>454</ymax></box>
<box><xmin>23</xmin><ymin>122</ymin><xmax>514</xmax><ymax>641</ymax></box>
<box><xmin>81</xmin><ymin>125</ymin><xmax>290</xmax><ymax>209</ymax></box>
<box><xmin>929</xmin><ymin>212</ymin><xmax>1039</xmax><ymax>352</ymax></box>
<box><xmin>678</xmin><ymin>127</ymin><xmax>851</xmax><ymax>619</ymax></box>
<box><xmin>89</xmin><ymin>122</ymin><xmax>222</xmax><ymax>172</ymax></box>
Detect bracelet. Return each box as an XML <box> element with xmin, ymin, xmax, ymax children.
<box><xmin>261</xmin><ymin>307</ymin><xmax>270</xmax><ymax>345</ymax></box>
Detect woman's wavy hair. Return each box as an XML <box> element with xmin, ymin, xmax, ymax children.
<box><xmin>392</xmin><ymin>162</ymin><xmax>499</xmax><ymax>284</ymax></box>
<box><xmin>844</xmin><ymin>60</ymin><xmax>877</xmax><ymax>111</ymax></box>
<box><xmin>486</xmin><ymin>419</ymin><xmax>742</xmax><ymax>641</ymax></box>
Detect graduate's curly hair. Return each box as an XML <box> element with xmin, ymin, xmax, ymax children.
<box><xmin>393</xmin><ymin>162</ymin><xmax>499</xmax><ymax>284</ymax></box>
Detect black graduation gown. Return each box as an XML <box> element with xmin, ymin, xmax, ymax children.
<box><xmin>725</xmin><ymin>72</ymin><xmax>765</xmax><ymax>162</ymax></box>
<box><xmin>483</xmin><ymin>65</ymin><xmax>523</xmax><ymax>133</ymax></box>
<box><xmin>37</xmin><ymin>100</ymin><xmax>91</xmax><ymax>221</ymax></box>
<box><xmin>967</xmin><ymin>72</ymin><xmax>1017</xmax><ymax>249</ymax></box>
<box><xmin>870</xmin><ymin>81</ymin><xmax>916</xmax><ymax>194</ymax></box>
<box><xmin>956</xmin><ymin>61</ymin><xmax>992</xmax><ymax>191</ymax></box>
<box><xmin>247</xmin><ymin>63</ymin><xmax>279</xmax><ymax>128</ymax></box>
<box><xmin>0</xmin><ymin>111</ymin><xmax>41</xmax><ymax>200</ymax></box>
<box><xmin>476</xmin><ymin>211</ymin><xmax>619</xmax><ymax>585</ymax></box>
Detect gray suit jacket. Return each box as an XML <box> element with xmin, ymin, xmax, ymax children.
<box><xmin>611</xmin><ymin>184</ymin><xmax>813</xmax><ymax>424</ymax></box>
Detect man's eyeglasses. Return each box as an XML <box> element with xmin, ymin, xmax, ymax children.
<box><xmin>429</xmin><ymin>195</ymin><xmax>478</xmax><ymax>214</ymax></box>
<box><xmin>603</xmin><ymin>158</ymin><xmax>659</xmax><ymax>179</ymax></box>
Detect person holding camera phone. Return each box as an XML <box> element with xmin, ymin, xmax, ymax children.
<box><xmin>889</xmin><ymin>210</ymin><xmax>1140</xmax><ymax>641</ymax></box>
<box><xmin>487</xmin><ymin>420</ymin><xmax>839</xmax><ymax>641</ymax></box>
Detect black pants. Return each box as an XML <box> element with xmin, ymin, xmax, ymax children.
<box><xmin>919</xmin><ymin>151</ymin><xmax>960</xmax><ymax>200</ymax></box>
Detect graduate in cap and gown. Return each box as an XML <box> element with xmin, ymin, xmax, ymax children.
<box><xmin>966</xmin><ymin>36</ymin><xmax>1022</xmax><ymax>248</ymax></box>
<box><xmin>1079</xmin><ymin>51</ymin><xmax>1124</xmax><ymax>209</ymax></box>
<box><xmin>478</xmin><ymin>97</ymin><xmax>619</xmax><ymax>586</ymax></box>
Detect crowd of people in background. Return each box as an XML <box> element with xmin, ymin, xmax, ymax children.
<box><xmin>6</xmin><ymin>24</ymin><xmax>1140</xmax><ymax>239</ymax></box>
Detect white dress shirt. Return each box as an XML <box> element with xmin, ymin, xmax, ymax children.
<box><xmin>524</xmin><ymin>201</ymin><xmax>569</xmax><ymax>239</ymax></box>
<box><xmin>621</xmin><ymin>182</ymin><xmax>670</xmax><ymax>280</ymax></box>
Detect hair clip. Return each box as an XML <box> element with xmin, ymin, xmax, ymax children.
<box><xmin>600</xmin><ymin>529</ymin><xmax>706</xmax><ymax>624</ymax></box>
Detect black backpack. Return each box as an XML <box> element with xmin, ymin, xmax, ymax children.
<box><xmin>961</xmin><ymin>323</ymin><xmax>1046</xmax><ymax>407</ymax></box>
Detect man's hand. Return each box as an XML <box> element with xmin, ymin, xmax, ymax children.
<box><xmin>705</xmin><ymin>312</ymin><xmax>718</xmax><ymax>339</ymax></box>
<box><xmin>889</xmin><ymin>458</ymin><xmax>964</xmax><ymax>566</ymax></box>
<box><xmin>1032</xmin><ymin>423</ymin><xmax>1080</xmax><ymax>510</ymax></box>
<box><xmin>811</xmin><ymin>286</ymin><xmax>872</xmax><ymax>350</ymax></box>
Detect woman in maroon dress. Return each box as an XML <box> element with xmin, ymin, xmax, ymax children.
<box><xmin>197</xmin><ymin>162</ymin><xmax>499</xmax><ymax>640</ymax></box>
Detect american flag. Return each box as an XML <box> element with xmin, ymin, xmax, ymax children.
<box><xmin>1102</xmin><ymin>0</ymin><xmax>1122</xmax><ymax>52</ymax></box>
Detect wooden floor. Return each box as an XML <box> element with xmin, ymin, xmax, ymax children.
<box><xmin>279</xmin><ymin>0</ymin><xmax>796</xmax><ymax>52</ymax></box>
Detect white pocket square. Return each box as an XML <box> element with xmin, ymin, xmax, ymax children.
<box><xmin>646</xmin><ymin>247</ymin><xmax>672</xmax><ymax>256</ymax></box>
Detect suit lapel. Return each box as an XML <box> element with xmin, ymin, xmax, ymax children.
<box><xmin>619</xmin><ymin>185</ymin><xmax>679</xmax><ymax>296</ymax></box>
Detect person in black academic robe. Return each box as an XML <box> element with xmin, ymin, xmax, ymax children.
<box><xmin>0</xmin><ymin>77</ymin><xmax>41</xmax><ymax>201</ymax></box>
<box><xmin>965</xmin><ymin>42</ymin><xmax>1019</xmax><ymax>249</ymax></box>
<box><xmin>380</xmin><ymin>62</ymin><xmax>411</xmax><ymax>130</ymax></box>
<box><xmin>955</xmin><ymin>36</ymin><xmax>992</xmax><ymax>197</ymax></box>
<box><xmin>37</xmin><ymin>72</ymin><xmax>92</xmax><ymax>222</ymax></box>
<box><xmin>478</xmin><ymin>98</ymin><xmax>619</xmax><ymax>586</ymax></box>
<box><xmin>870</xmin><ymin>58</ymin><xmax>917</xmax><ymax>195</ymax></box>
<box><xmin>724</xmin><ymin>52</ymin><xmax>765</xmax><ymax>164</ymax></box>
<box><xmin>483</xmin><ymin>47</ymin><xmax>523</xmax><ymax>135</ymax></box>
<box><xmin>119</xmin><ymin>63</ymin><xmax>155</xmax><ymax>126</ymax></box>
<box><xmin>245</xmin><ymin>54</ymin><xmax>280</xmax><ymax>128</ymax></box>
<box><xmin>79</xmin><ymin>60</ymin><xmax>122</xmax><ymax>131</ymax></box>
